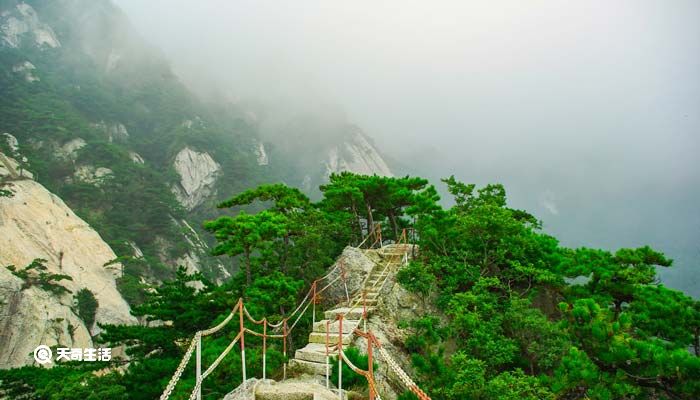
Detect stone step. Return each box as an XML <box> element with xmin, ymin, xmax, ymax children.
<box><xmin>309</xmin><ymin>331</ymin><xmax>354</xmax><ymax>345</ymax></box>
<box><xmin>324</xmin><ymin>307</ymin><xmax>364</xmax><ymax>320</ymax></box>
<box><xmin>288</xmin><ymin>358</ymin><xmax>330</xmax><ymax>376</ymax></box>
<box><xmin>313</xmin><ymin>319</ymin><xmax>359</xmax><ymax>334</ymax></box>
<box><xmin>295</xmin><ymin>343</ymin><xmax>333</xmax><ymax>363</ymax></box>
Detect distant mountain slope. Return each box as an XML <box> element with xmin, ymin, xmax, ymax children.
<box><xmin>0</xmin><ymin>0</ymin><xmax>394</xmax><ymax>286</ymax></box>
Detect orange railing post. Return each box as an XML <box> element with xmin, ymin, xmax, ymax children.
<box><xmin>368</xmin><ymin>332</ymin><xmax>375</xmax><ymax>400</ymax></box>
<box><xmin>337</xmin><ymin>313</ymin><xmax>344</xmax><ymax>399</ymax></box>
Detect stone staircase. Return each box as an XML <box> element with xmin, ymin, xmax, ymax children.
<box><xmin>289</xmin><ymin>244</ymin><xmax>411</xmax><ymax>376</ymax></box>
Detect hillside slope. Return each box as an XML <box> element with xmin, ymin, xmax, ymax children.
<box><xmin>0</xmin><ymin>0</ymin><xmax>394</xmax><ymax>286</ymax></box>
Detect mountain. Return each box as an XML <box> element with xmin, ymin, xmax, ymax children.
<box><xmin>0</xmin><ymin>153</ymin><xmax>137</xmax><ymax>368</ymax></box>
<box><xmin>0</xmin><ymin>0</ymin><xmax>393</xmax><ymax>288</ymax></box>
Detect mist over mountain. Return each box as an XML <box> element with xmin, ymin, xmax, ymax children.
<box><xmin>2</xmin><ymin>2</ymin><xmax>700</xmax><ymax>399</ymax></box>
<box><xmin>116</xmin><ymin>0</ymin><xmax>699</xmax><ymax>296</ymax></box>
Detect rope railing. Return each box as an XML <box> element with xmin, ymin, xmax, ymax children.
<box><xmin>321</xmin><ymin>233</ymin><xmax>431</xmax><ymax>400</ymax></box>
<box><xmin>160</xmin><ymin>228</ymin><xmax>429</xmax><ymax>400</ymax></box>
<box><xmin>160</xmin><ymin>248</ymin><xmax>354</xmax><ymax>400</ymax></box>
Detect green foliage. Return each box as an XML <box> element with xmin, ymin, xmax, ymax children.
<box><xmin>3</xmin><ymin>172</ymin><xmax>699</xmax><ymax>400</ymax></box>
<box><xmin>74</xmin><ymin>288</ymin><xmax>98</xmax><ymax>329</ymax></box>
<box><xmin>205</xmin><ymin>210</ymin><xmax>288</xmax><ymax>284</ymax></box>
<box><xmin>0</xmin><ymin>363</ymin><xmax>128</xmax><ymax>400</ymax></box>
<box><xmin>331</xmin><ymin>346</ymin><xmax>377</xmax><ymax>390</ymax></box>
<box><xmin>397</xmin><ymin>261</ymin><xmax>435</xmax><ymax>301</ymax></box>
<box><xmin>6</xmin><ymin>258</ymin><xmax>73</xmax><ymax>294</ymax></box>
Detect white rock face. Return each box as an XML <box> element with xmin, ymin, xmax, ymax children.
<box><xmin>1</xmin><ymin>3</ymin><xmax>61</xmax><ymax>49</ymax></box>
<box><xmin>0</xmin><ymin>150</ymin><xmax>32</xmax><ymax>179</ymax></box>
<box><xmin>129</xmin><ymin>151</ymin><xmax>144</xmax><ymax>164</ymax></box>
<box><xmin>325</xmin><ymin>130</ymin><xmax>392</xmax><ymax>177</ymax></box>
<box><xmin>0</xmin><ymin>268</ymin><xmax>93</xmax><ymax>368</ymax></box>
<box><xmin>73</xmin><ymin>165</ymin><xmax>113</xmax><ymax>186</ymax></box>
<box><xmin>324</xmin><ymin>246</ymin><xmax>377</xmax><ymax>304</ymax></box>
<box><xmin>91</xmin><ymin>121</ymin><xmax>129</xmax><ymax>143</ymax></box>
<box><xmin>2</xmin><ymin>132</ymin><xmax>19</xmax><ymax>153</ymax></box>
<box><xmin>0</xmin><ymin>154</ymin><xmax>137</xmax><ymax>368</ymax></box>
<box><xmin>105</xmin><ymin>50</ymin><xmax>121</xmax><ymax>72</ymax></box>
<box><xmin>54</xmin><ymin>138</ymin><xmax>86</xmax><ymax>160</ymax></box>
<box><xmin>171</xmin><ymin>147</ymin><xmax>220</xmax><ymax>210</ymax></box>
<box><xmin>254</xmin><ymin>141</ymin><xmax>269</xmax><ymax>166</ymax></box>
<box><xmin>127</xmin><ymin>241</ymin><xmax>144</xmax><ymax>258</ymax></box>
<box><xmin>12</xmin><ymin>61</ymin><xmax>39</xmax><ymax>82</ymax></box>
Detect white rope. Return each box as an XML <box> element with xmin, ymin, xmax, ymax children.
<box><xmin>162</xmin><ymin>241</ymin><xmax>416</xmax><ymax>400</ymax></box>
<box><xmin>201</xmin><ymin>308</ymin><xmax>236</xmax><ymax>336</ymax></box>
<box><xmin>288</xmin><ymin>296</ymin><xmax>313</xmax><ymax>333</ymax></box>
<box><xmin>377</xmin><ymin>347</ymin><xmax>420</xmax><ymax>390</ymax></box>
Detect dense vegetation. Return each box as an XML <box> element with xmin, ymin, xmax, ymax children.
<box><xmin>1</xmin><ymin>173</ymin><xmax>698</xmax><ymax>399</ymax></box>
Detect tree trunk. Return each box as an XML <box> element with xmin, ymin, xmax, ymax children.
<box><xmin>244</xmin><ymin>249</ymin><xmax>252</xmax><ymax>285</ymax></box>
<box><xmin>388</xmin><ymin>210</ymin><xmax>399</xmax><ymax>241</ymax></box>
<box><xmin>365</xmin><ymin>201</ymin><xmax>375</xmax><ymax>241</ymax></box>
<box><xmin>350</xmin><ymin>199</ymin><xmax>363</xmax><ymax>244</ymax></box>
<box><xmin>281</xmin><ymin>233</ymin><xmax>289</xmax><ymax>273</ymax></box>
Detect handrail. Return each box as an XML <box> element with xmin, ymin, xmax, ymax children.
<box><xmin>160</xmin><ymin>233</ymin><xmax>429</xmax><ymax>400</ymax></box>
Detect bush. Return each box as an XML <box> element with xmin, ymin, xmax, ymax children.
<box><xmin>331</xmin><ymin>346</ymin><xmax>377</xmax><ymax>390</ymax></box>
<box><xmin>396</xmin><ymin>261</ymin><xmax>435</xmax><ymax>300</ymax></box>
<box><xmin>75</xmin><ymin>288</ymin><xmax>98</xmax><ymax>329</ymax></box>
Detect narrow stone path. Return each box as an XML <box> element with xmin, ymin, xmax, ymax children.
<box><xmin>288</xmin><ymin>244</ymin><xmax>411</xmax><ymax>377</ymax></box>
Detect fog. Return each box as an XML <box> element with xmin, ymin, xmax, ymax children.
<box><xmin>115</xmin><ymin>0</ymin><xmax>700</xmax><ymax>295</ymax></box>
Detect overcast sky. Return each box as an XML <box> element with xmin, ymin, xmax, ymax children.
<box><xmin>115</xmin><ymin>0</ymin><xmax>699</xmax><ymax>294</ymax></box>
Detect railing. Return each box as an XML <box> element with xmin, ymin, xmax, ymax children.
<box><xmin>160</xmin><ymin>228</ymin><xmax>429</xmax><ymax>400</ymax></box>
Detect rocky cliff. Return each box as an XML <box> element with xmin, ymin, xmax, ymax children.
<box><xmin>0</xmin><ymin>1</ymin><xmax>60</xmax><ymax>49</ymax></box>
<box><xmin>325</xmin><ymin>128</ymin><xmax>393</xmax><ymax>178</ymax></box>
<box><xmin>0</xmin><ymin>154</ymin><xmax>137</xmax><ymax>368</ymax></box>
<box><xmin>171</xmin><ymin>147</ymin><xmax>221</xmax><ymax>210</ymax></box>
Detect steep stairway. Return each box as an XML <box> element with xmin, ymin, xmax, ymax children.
<box><xmin>289</xmin><ymin>244</ymin><xmax>411</xmax><ymax>376</ymax></box>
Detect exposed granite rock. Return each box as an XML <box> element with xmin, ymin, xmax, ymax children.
<box><xmin>91</xmin><ymin>121</ymin><xmax>129</xmax><ymax>143</ymax></box>
<box><xmin>72</xmin><ymin>165</ymin><xmax>113</xmax><ymax>186</ymax></box>
<box><xmin>325</xmin><ymin>129</ymin><xmax>392</xmax><ymax>178</ymax></box>
<box><xmin>222</xmin><ymin>378</ymin><xmax>341</xmax><ymax>400</ymax></box>
<box><xmin>255</xmin><ymin>141</ymin><xmax>269</xmax><ymax>166</ymax></box>
<box><xmin>0</xmin><ymin>268</ymin><xmax>92</xmax><ymax>368</ymax></box>
<box><xmin>129</xmin><ymin>151</ymin><xmax>144</xmax><ymax>164</ymax></box>
<box><xmin>54</xmin><ymin>138</ymin><xmax>86</xmax><ymax>160</ymax></box>
<box><xmin>12</xmin><ymin>60</ymin><xmax>38</xmax><ymax>82</ymax></box>
<box><xmin>0</xmin><ymin>154</ymin><xmax>136</xmax><ymax>368</ymax></box>
<box><xmin>0</xmin><ymin>2</ymin><xmax>61</xmax><ymax>49</ymax></box>
<box><xmin>323</xmin><ymin>246</ymin><xmax>378</xmax><ymax>305</ymax></box>
<box><xmin>171</xmin><ymin>147</ymin><xmax>220</xmax><ymax>210</ymax></box>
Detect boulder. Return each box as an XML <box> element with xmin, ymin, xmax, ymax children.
<box><xmin>323</xmin><ymin>247</ymin><xmax>376</xmax><ymax>305</ymax></box>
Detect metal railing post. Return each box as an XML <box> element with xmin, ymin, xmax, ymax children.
<box><xmin>239</xmin><ymin>300</ymin><xmax>247</xmax><ymax>385</ymax></box>
<box><xmin>338</xmin><ymin>314</ymin><xmax>344</xmax><ymax>400</ymax></box>
<box><xmin>196</xmin><ymin>334</ymin><xmax>201</xmax><ymax>400</ymax></box>
<box><xmin>262</xmin><ymin>319</ymin><xmax>267</xmax><ymax>381</ymax></box>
